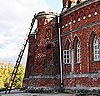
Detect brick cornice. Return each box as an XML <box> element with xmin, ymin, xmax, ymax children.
<box><xmin>61</xmin><ymin>20</ymin><xmax>100</xmax><ymax>36</ymax></box>
<box><xmin>61</xmin><ymin>0</ymin><xmax>99</xmax><ymax>17</ymax></box>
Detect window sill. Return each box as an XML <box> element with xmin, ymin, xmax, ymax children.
<box><xmin>64</xmin><ymin>63</ymin><xmax>71</xmax><ymax>65</ymax></box>
<box><xmin>76</xmin><ymin>62</ymin><xmax>81</xmax><ymax>64</ymax></box>
<box><xmin>92</xmin><ymin>60</ymin><xmax>100</xmax><ymax>63</ymax></box>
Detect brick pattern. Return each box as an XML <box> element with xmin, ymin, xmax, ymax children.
<box><xmin>64</xmin><ymin>76</ymin><xmax>100</xmax><ymax>87</ymax></box>
<box><xmin>23</xmin><ymin>0</ymin><xmax>100</xmax><ymax>90</ymax></box>
<box><xmin>24</xmin><ymin>34</ymin><xmax>36</xmax><ymax>78</ymax></box>
<box><xmin>23</xmin><ymin>12</ymin><xmax>60</xmax><ymax>90</ymax></box>
<box><xmin>61</xmin><ymin>1</ymin><xmax>100</xmax><ymax>87</ymax></box>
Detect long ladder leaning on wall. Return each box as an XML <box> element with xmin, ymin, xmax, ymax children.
<box><xmin>5</xmin><ymin>14</ymin><xmax>37</xmax><ymax>94</ymax></box>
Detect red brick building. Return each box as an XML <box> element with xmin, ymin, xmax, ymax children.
<box><xmin>23</xmin><ymin>12</ymin><xmax>61</xmax><ymax>91</ymax></box>
<box><xmin>23</xmin><ymin>0</ymin><xmax>100</xmax><ymax>91</ymax></box>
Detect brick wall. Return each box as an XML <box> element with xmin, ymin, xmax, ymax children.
<box><xmin>23</xmin><ymin>12</ymin><xmax>60</xmax><ymax>90</ymax></box>
<box><xmin>23</xmin><ymin>0</ymin><xmax>100</xmax><ymax>90</ymax></box>
<box><xmin>61</xmin><ymin>0</ymin><xmax>100</xmax><ymax>87</ymax></box>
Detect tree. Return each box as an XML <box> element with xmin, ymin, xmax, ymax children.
<box><xmin>12</xmin><ymin>64</ymin><xmax>25</xmax><ymax>88</ymax></box>
<box><xmin>0</xmin><ymin>62</ymin><xmax>25</xmax><ymax>89</ymax></box>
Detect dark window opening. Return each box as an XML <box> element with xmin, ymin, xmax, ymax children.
<box><xmin>36</xmin><ymin>44</ymin><xmax>39</xmax><ymax>49</ymax></box>
<box><xmin>77</xmin><ymin>0</ymin><xmax>80</xmax><ymax>4</ymax></box>
<box><xmin>47</xmin><ymin>45</ymin><xmax>51</xmax><ymax>49</ymax></box>
<box><xmin>67</xmin><ymin>0</ymin><xmax>72</xmax><ymax>8</ymax></box>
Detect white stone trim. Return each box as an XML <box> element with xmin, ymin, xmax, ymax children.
<box><xmin>64</xmin><ymin>87</ymin><xmax>100</xmax><ymax>90</ymax></box>
<box><xmin>65</xmin><ymin>23</ymin><xmax>68</xmax><ymax>26</ymax></box>
<box><xmin>27</xmin><ymin>86</ymin><xmax>59</xmax><ymax>90</ymax></box>
<box><xmin>78</xmin><ymin>18</ymin><xmax>81</xmax><ymax>21</ymax></box>
<box><xmin>61</xmin><ymin>21</ymin><xmax>100</xmax><ymax>36</ymax></box>
<box><xmin>94</xmin><ymin>12</ymin><xmax>98</xmax><ymax>15</ymax></box>
<box><xmin>64</xmin><ymin>72</ymin><xmax>100</xmax><ymax>78</ymax></box>
<box><xmin>69</xmin><ymin>22</ymin><xmax>72</xmax><ymax>25</ymax></box>
<box><xmin>73</xmin><ymin>20</ymin><xmax>76</xmax><ymax>23</ymax></box>
<box><xmin>88</xmin><ymin>14</ymin><xmax>91</xmax><ymax>18</ymax></box>
<box><xmin>29</xmin><ymin>75</ymin><xmax>60</xmax><ymax>79</ymax></box>
<box><xmin>83</xmin><ymin>16</ymin><xmax>86</xmax><ymax>20</ymax></box>
<box><xmin>62</xmin><ymin>25</ymin><xmax>64</xmax><ymax>28</ymax></box>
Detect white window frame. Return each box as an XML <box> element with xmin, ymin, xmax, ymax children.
<box><xmin>76</xmin><ymin>41</ymin><xmax>81</xmax><ymax>63</ymax></box>
<box><xmin>63</xmin><ymin>50</ymin><xmax>71</xmax><ymax>64</ymax></box>
<box><xmin>93</xmin><ymin>36</ymin><xmax>100</xmax><ymax>61</ymax></box>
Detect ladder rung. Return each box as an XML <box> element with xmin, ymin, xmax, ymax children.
<box><xmin>11</xmin><ymin>78</ymin><xmax>14</xmax><ymax>81</ymax></box>
<box><xmin>18</xmin><ymin>54</ymin><xmax>22</xmax><ymax>57</ymax></box>
<box><xmin>14</xmin><ymin>66</ymin><xmax>18</xmax><ymax>68</ymax></box>
<box><xmin>16</xmin><ymin>60</ymin><xmax>20</xmax><ymax>63</ymax></box>
<box><xmin>21</xmin><ymin>49</ymin><xmax>24</xmax><ymax>51</ymax></box>
<box><xmin>12</xmin><ymin>70</ymin><xmax>16</xmax><ymax>74</ymax></box>
<box><xmin>22</xmin><ymin>44</ymin><xmax>26</xmax><ymax>47</ymax></box>
<box><xmin>16</xmin><ymin>57</ymin><xmax>21</xmax><ymax>62</ymax></box>
<box><xmin>16</xmin><ymin>58</ymin><xmax>20</xmax><ymax>62</ymax></box>
<box><xmin>18</xmin><ymin>54</ymin><xmax>21</xmax><ymax>57</ymax></box>
<box><xmin>12</xmin><ymin>72</ymin><xmax>16</xmax><ymax>74</ymax></box>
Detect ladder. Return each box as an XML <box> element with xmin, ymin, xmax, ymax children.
<box><xmin>5</xmin><ymin>14</ymin><xmax>36</xmax><ymax>94</ymax></box>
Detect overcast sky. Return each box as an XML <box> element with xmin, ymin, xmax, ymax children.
<box><xmin>0</xmin><ymin>0</ymin><xmax>62</xmax><ymax>66</ymax></box>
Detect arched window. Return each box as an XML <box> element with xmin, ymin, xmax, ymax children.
<box><xmin>76</xmin><ymin>41</ymin><xmax>81</xmax><ymax>63</ymax></box>
<box><xmin>73</xmin><ymin>36</ymin><xmax>81</xmax><ymax>63</ymax></box>
<box><xmin>63</xmin><ymin>39</ymin><xmax>71</xmax><ymax>64</ymax></box>
<box><xmin>93</xmin><ymin>36</ymin><xmax>100</xmax><ymax>61</ymax></box>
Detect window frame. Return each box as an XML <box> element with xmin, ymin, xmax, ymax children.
<box><xmin>63</xmin><ymin>50</ymin><xmax>71</xmax><ymax>64</ymax></box>
<box><xmin>76</xmin><ymin>41</ymin><xmax>81</xmax><ymax>63</ymax></box>
<box><xmin>93</xmin><ymin>36</ymin><xmax>100</xmax><ymax>61</ymax></box>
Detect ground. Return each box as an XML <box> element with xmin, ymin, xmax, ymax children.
<box><xmin>0</xmin><ymin>89</ymin><xmax>75</xmax><ymax>96</ymax></box>
<box><xmin>0</xmin><ymin>90</ymin><xmax>75</xmax><ymax>96</ymax></box>
<box><xmin>0</xmin><ymin>89</ymin><xmax>98</xmax><ymax>96</ymax></box>
<box><xmin>0</xmin><ymin>93</ymin><xmax>75</xmax><ymax>96</ymax></box>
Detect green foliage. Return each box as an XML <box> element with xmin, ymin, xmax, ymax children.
<box><xmin>12</xmin><ymin>64</ymin><xmax>25</xmax><ymax>88</ymax></box>
<box><xmin>0</xmin><ymin>62</ymin><xmax>25</xmax><ymax>89</ymax></box>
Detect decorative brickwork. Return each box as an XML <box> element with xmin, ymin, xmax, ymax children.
<box><xmin>23</xmin><ymin>0</ymin><xmax>100</xmax><ymax>91</ymax></box>
<box><xmin>23</xmin><ymin>11</ymin><xmax>60</xmax><ymax>91</ymax></box>
<box><xmin>61</xmin><ymin>0</ymin><xmax>100</xmax><ymax>88</ymax></box>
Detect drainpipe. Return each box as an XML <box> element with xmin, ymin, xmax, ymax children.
<box><xmin>58</xmin><ymin>14</ymin><xmax>64</xmax><ymax>89</ymax></box>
